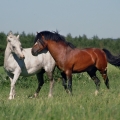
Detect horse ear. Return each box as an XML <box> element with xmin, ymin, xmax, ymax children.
<box><xmin>8</xmin><ymin>31</ymin><xmax>13</xmax><ymax>36</ymax></box>
<box><xmin>7</xmin><ymin>37</ymin><xmax>11</xmax><ymax>42</ymax></box>
<box><xmin>8</xmin><ymin>39</ymin><xmax>11</xmax><ymax>42</ymax></box>
<box><xmin>17</xmin><ymin>35</ymin><xmax>19</xmax><ymax>39</ymax></box>
<box><xmin>36</xmin><ymin>32</ymin><xmax>38</xmax><ymax>35</ymax></box>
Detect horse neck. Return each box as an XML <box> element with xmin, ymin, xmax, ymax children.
<box><xmin>4</xmin><ymin>43</ymin><xmax>12</xmax><ymax>64</ymax></box>
<box><xmin>47</xmin><ymin>40</ymin><xmax>68</xmax><ymax>59</ymax></box>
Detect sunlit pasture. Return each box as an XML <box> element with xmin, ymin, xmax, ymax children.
<box><xmin>0</xmin><ymin>64</ymin><xmax>120</xmax><ymax>120</ymax></box>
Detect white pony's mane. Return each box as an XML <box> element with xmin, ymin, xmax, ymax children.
<box><xmin>7</xmin><ymin>32</ymin><xmax>19</xmax><ymax>42</ymax></box>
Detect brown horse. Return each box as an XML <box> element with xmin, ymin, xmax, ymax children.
<box><xmin>31</xmin><ymin>31</ymin><xmax>120</xmax><ymax>95</ymax></box>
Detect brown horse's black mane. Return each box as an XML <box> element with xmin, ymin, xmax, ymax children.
<box><xmin>34</xmin><ymin>31</ymin><xmax>75</xmax><ymax>49</ymax></box>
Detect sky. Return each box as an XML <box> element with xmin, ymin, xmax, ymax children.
<box><xmin>0</xmin><ymin>0</ymin><xmax>120</xmax><ymax>39</ymax></box>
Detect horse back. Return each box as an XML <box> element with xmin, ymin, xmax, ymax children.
<box><xmin>67</xmin><ymin>48</ymin><xmax>107</xmax><ymax>72</ymax></box>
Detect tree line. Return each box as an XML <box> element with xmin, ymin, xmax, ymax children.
<box><xmin>0</xmin><ymin>31</ymin><xmax>120</xmax><ymax>66</ymax></box>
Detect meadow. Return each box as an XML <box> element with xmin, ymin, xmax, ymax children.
<box><xmin>0</xmin><ymin>64</ymin><xmax>120</xmax><ymax>120</ymax></box>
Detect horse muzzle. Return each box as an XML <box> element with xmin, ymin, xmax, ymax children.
<box><xmin>19</xmin><ymin>54</ymin><xmax>25</xmax><ymax>60</ymax></box>
<box><xmin>31</xmin><ymin>49</ymin><xmax>38</xmax><ymax>56</ymax></box>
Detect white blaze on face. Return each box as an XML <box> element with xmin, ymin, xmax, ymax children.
<box><xmin>15</xmin><ymin>45</ymin><xmax>24</xmax><ymax>59</ymax></box>
<box><xmin>35</xmin><ymin>42</ymin><xmax>38</xmax><ymax>45</ymax></box>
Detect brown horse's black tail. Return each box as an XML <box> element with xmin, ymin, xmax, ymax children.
<box><xmin>102</xmin><ymin>48</ymin><xmax>120</xmax><ymax>66</ymax></box>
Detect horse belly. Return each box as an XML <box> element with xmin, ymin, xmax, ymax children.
<box><xmin>72</xmin><ymin>56</ymin><xmax>94</xmax><ymax>72</ymax></box>
<box><xmin>20</xmin><ymin>66</ymin><xmax>42</xmax><ymax>76</ymax></box>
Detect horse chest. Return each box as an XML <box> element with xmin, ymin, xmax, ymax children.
<box><xmin>4</xmin><ymin>64</ymin><xmax>19</xmax><ymax>74</ymax></box>
<box><xmin>55</xmin><ymin>61</ymin><xmax>65</xmax><ymax>71</ymax></box>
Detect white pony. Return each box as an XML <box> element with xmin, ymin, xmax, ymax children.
<box><xmin>4</xmin><ymin>32</ymin><xmax>55</xmax><ymax>100</ymax></box>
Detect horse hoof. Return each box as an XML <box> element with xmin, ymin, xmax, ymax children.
<box><xmin>28</xmin><ymin>93</ymin><xmax>38</xmax><ymax>99</ymax></box>
<box><xmin>48</xmin><ymin>94</ymin><xmax>53</xmax><ymax>98</ymax></box>
<box><xmin>34</xmin><ymin>93</ymin><xmax>38</xmax><ymax>98</ymax></box>
<box><xmin>95</xmin><ymin>90</ymin><xmax>99</xmax><ymax>96</ymax></box>
<box><xmin>8</xmin><ymin>98</ymin><xmax>12</xmax><ymax>100</ymax></box>
<box><xmin>8</xmin><ymin>97</ymin><xmax>13</xmax><ymax>100</ymax></box>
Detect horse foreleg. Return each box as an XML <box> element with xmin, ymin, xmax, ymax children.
<box><xmin>67</xmin><ymin>77</ymin><xmax>72</xmax><ymax>95</ymax></box>
<box><xmin>8</xmin><ymin>76</ymin><xmax>13</xmax><ymax>100</ymax></box>
<box><xmin>66</xmin><ymin>71</ymin><xmax>73</xmax><ymax>95</ymax></box>
<box><xmin>46</xmin><ymin>72</ymin><xmax>54</xmax><ymax>98</ymax></box>
<box><xmin>34</xmin><ymin>70</ymin><xmax>45</xmax><ymax>97</ymax></box>
<box><xmin>61</xmin><ymin>72</ymin><xmax>67</xmax><ymax>90</ymax></box>
<box><xmin>61</xmin><ymin>71</ymin><xmax>73</xmax><ymax>95</ymax></box>
<box><xmin>9</xmin><ymin>72</ymin><xmax>20</xmax><ymax>100</ymax></box>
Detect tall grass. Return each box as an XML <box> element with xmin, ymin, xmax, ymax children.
<box><xmin>0</xmin><ymin>65</ymin><xmax>120</xmax><ymax>120</ymax></box>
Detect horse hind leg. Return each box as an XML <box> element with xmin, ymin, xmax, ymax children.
<box><xmin>92</xmin><ymin>76</ymin><xmax>101</xmax><ymax>95</ymax></box>
<box><xmin>100</xmin><ymin>68</ymin><xmax>109</xmax><ymax>89</ymax></box>
<box><xmin>87</xmin><ymin>68</ymin><xmax>101</xmax><ymax>96</ymax></box>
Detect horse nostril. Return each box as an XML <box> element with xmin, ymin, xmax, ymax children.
<box><xmin>20</xmin><ymin>55</ymin><xmax>25</xmax><ymax>60</ymax></box>
<box><xmin>23</xmin><ymin>55</ymin><xmax>25</xmax><ymax>59</ymax></box>
<box><xmin>31</xmin><ymin>50</ymin><xmax>33</xmax><ymax>54</ymax></box>
<box><xmin>31</xmin><ymin>49</ymin><xmax>36</xmax><ymax>56</ymax></box>
<box><xmin>31</xmin><ymin>49</ymin><xmax>33</xmax><ymax>54</ymax></box>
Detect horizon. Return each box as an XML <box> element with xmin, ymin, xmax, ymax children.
<box><xmin>0</xmin><ymin>1</ymin><xmax>120</xmax><ymax>39</ymax></box>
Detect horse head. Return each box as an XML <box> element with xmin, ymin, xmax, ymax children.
<box><xmin>7</xmin><ymin>32</ymin><xmax>25</xmax><ymax>59</ymax></box>
<box><xmin>31</xmin><ymin>33</ymin><xmax>47</xmax><ymax>56</ymax></box>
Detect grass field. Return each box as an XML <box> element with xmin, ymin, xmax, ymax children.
<box><xmin>0</xmin><ymin>65</ymin><xmax>120</xmax><ymax>120</ymax></box>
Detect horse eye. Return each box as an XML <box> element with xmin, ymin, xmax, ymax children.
<box><xmin>20</xmin><ymin>45</ymin><xmax>23</xmax><ymax>50</ymax></box>
<box><xmin>13</xmin><ymin>46</ymin><xmax>15</xmax><ymax>49</ymax></box>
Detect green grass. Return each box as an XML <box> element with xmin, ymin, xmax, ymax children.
<box><xmin>0</xmin><ymin>65</ymin><xmax>120</xmax><ymax>120</ymax></box>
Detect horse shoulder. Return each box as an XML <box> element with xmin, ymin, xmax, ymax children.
<box><xmin>43</xmin><ymin>51</ymin><xmax>55</xmax><ymax>65</ymax></box>
<box><xmin>38</xmin><ymin>51</ymin><xmax>55</xmax><ymax>71</ymax></box>
<box><xmin>4</xmin><ymin>59</ymin><xmax>21</xmax><ymax>75</ymax></box>
<box><xmin>22</xmin><ymin>49</ymin><xmax>43</xmax><ymax>68</ymax></box>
